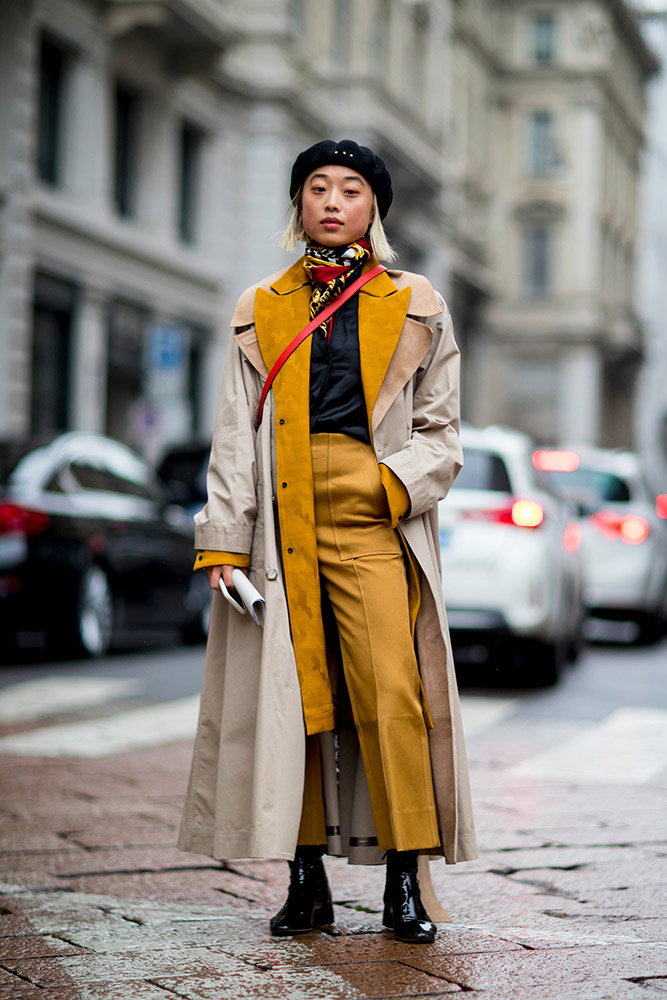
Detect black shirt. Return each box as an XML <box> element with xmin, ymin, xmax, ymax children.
<box><xmin>309</xmin><ymin>293</ymin><xmax>370</xmax><ymax>444</ymax></box>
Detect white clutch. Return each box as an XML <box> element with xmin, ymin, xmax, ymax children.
<box><xmin>218</xmin><ymin>568</ymin><xmax>265</xmax><ymax>627</ymax></box>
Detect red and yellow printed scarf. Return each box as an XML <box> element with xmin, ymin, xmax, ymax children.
<box><xmin>302</xmin><ymin>239</ymin><xmax>371</xmax><ymax>340</ymax></box>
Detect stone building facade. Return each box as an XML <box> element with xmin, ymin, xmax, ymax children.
<box><xmin>448</xmin><ymin>0</ymin><xmax>656</xmax><ymax>447</ymax></box>
<box><xmin>0</xmin><ymin>0</ymin><xmax>654</xmax><ymax>458</ymax></box>
<box><xmin>632</xmin><ymin>3</ymin><xmax>667</xmax><ymax>489</ymax></box>
<box><xmin>0</xmin><ymin>0</ymin><xmax>452</xmax><ymax>459</ymax></box>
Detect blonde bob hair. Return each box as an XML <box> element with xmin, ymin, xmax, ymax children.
<box><xmin>281</xmin><ymin>189</ymin><xmax>398</xmax><ymax>263</ymax></box>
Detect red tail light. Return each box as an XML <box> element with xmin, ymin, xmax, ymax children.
<box><xmin>532</xmin><ymin>449</ymin><xmax>580</xmax><ymax>472</ymax></box>
<box><xmin>656</xmin><ymin>494</ymin><xmax>667</xmax><ymax>519</ymax></box>
<box><xmin>463</xmin><ymin>499</ymin><xmax>544</xmax><ymax>529</ymax></box>
<box><xmin>563</xmin><ymin>521</ymin><xmax>582</xmax><ymax>553</ymax></box>
<box><xmin>590</xmin><ymin>509</ymin><xmax>649</xmax><ymax>545</ymax></box>
<box><xmin>0</xmin><ymin>503</ymin><xmax>50</xmax><ymax>536</ymax></box>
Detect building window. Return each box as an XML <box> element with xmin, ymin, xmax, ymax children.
<box><xmin>528</xmin><ymin>110</ymin><xmax>557</xmax><ymax>175</ymax></box>
<box><xmin>523</xmin><ymin>221</ymin><xmax>552</xmax><ymax>297</ymax></box>
<box><xmin>113</xmin><ymin>84</ymin><xmax>140</xmax><ymax>218</ymax></box>
<box><xmin>533</xmin><ymin>12</ymin><xmax>556</xmax><ymax>64</ymax></box>
<box><xmin>287</xmin><ymin>0</ymin><xmax>304</xmax><ymax>37</ymax></box>
<box><xmin>106</xmin><ymin>299</ymin><xmax>149</xmax><ymax>445</ymax></box>
<box><xmin>37</xmin><ymin>37</ymin><xmax>68</xmax><ymax>185</ymax></box>
<box><xmin>178</xmin><ymin>121</ymin><xmax>204</xmax><ymax>245</ymax></box>
<box><xmin>372</xmin><ymin>0</ymin><xmax>391</xmax><ymax>68</ymax></box>
<box><xmin>333</xmin><ymin>0</ymin><xmax>350</xmax><ymax>66</ymax></box>
<box><xmin>407</xmin><ymin>5</ymin><xmax>428</xmax><ymax>106</ymax></box>
<box><xmin>31</xmin><ymin>273</ymin><xmax>77</xmax><ymax>435</ymax></box>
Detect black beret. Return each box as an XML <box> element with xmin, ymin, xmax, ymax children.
<box><xmin>289</xmin><ymin>139</ymin><xmax>393</xmax><ymax>220</ymax></box>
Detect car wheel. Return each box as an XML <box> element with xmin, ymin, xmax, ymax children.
<box><xmin>634</xmin><ymin>609</ymin><xmax>665</xmax><ymax>646</ymax></box>
<box><xmin>75</xmin><ymin>565</ymin><xmax>114</xmax><ymax>657</ymax></box>
<box><xmin>567</xmin><ymin>613</ymin><xmax>586</xmax><ymax>662</ymax></box>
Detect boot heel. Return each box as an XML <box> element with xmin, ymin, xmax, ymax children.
<box><xmin>313</xmin><ymin>899</ymin><xmax>334</xmax><ymax>927</ymax></box>
<box><xmin>270</xmin><ymin>848</ymin><xmax>334</xmax><ymax>936</ymax></box>
<box><xmin>383</xmin><ymin>850</ymin><xmax>437</xmax><ymax>943</ymax></box>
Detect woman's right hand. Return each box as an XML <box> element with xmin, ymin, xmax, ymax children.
<box><xmin>206</xmin><ymin>565</ymin><xmax>247</xmax><ymax>593</ymax></box>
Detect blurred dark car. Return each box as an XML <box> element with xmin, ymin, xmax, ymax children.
<box><xmin>156</xmin><ymin>440</ymin><xmax>210</xmax><ymax>518</ymax></box>
<box><xmin>0</xmin><ymin>432</ymin><xmax>210</xmax><ymax>658</ymax></box>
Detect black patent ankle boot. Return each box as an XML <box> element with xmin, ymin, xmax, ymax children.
<box><xmin>382</xmin><ymin>850</ymin><xmax>437</xmax><ymax>943</ymax></box>
<box><xmin>270</xmin><ymin>846</ymin><xmax>334</xmax><ymax>936</ymax></box>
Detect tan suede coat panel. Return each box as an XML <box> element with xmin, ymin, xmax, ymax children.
<box><xmin>178</xmin><ymin>259</ymin><xmax>478</xmax><ymax>865</ymax></box>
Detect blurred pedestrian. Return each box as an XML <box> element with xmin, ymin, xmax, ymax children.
<box><xmin>178</xmin><ymin>139</ymin><xmax>477</xmax><ymax>943</ymax></box>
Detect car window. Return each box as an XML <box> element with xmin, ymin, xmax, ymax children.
<box><xmin>452</xmin><ymin>449</ymin><xmax>512</xmax><ymax>492</ymax></box>
<box><xmin>545</xmin><ymin>467</ymin><xmax>631</xmax><ymax>504</ymax></box>
<box><xmin>68</xmin><ymin>453</ymin><xmax>164</xmax><ymax>503</ymax></box>
<box><xmin>45</xmin><ymin>472</ymin><xmax>65</xmax><ymax>493</ymax></box>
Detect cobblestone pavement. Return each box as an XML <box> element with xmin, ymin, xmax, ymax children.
<box><xmin>1</xmin><ymin>672</ymin><xmax>666</xmax><ymax>998</ymax></box>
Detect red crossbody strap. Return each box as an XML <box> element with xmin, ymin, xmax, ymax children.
<box><xmin>256</xmin><ymin>263</ymin><xmax>386</xmax><ymax>427</ymax></box>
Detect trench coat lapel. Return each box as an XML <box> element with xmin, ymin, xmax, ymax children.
<box><xmin>251</xmin><ymin>258</ymin><xmax>434</xmax><ymax>438</ymax></box>
<box><xmin>233</xmin><ymin>329</ymin><xmax>268</xmax><ymax>378</ymax></box>
<box><xmin>358</xmin><ymin>271</ymin><xmax>433</xmax><ymax>433</ymax></box>
<box><xmin>358</xmin><ymin>270</ymin><xmax>410</xmax><ymax>423</ymax></box>
<box><xmin>254</xmin><ymin>259</ymin><xmax>312</xmax><ymax>371</ymax></box>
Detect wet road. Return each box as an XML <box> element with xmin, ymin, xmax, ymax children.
<box><xmin>2</xmin><ymin>630</ymin><xmax>665</xmax><ymax>741</ymax></box>
<box><xmin>1</xmin><ymin>636</ymin><xmax>666</xmax><ymax>998</ymax></box>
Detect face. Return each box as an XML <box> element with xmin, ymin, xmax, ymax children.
<box><xmin>300</xmin><ymin>165</ymin><xmax>374</xmax><ymax>247</ymax></box>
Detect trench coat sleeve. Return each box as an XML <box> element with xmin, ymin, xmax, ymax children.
<box><xmin>379</xmin><ymin>298</ymin><xmax>462</xmax><ymax>520</ymax></box>
<box><xmin>194</xmin><ymin>551</ymin><xmax>250</xmax><ymax>570</ymax></box>
<box><xmin>193</xmin><ymin>335</ymin><xmax>259</xmax><ymax>553</ymax></box>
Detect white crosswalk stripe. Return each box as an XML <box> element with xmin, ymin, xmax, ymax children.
<box><xmin>1</xmin><ymin>677</ymin><xmax>666</xmax><ymax>786</ymax></box>
<box><xmin>458</xmin><ymin>695</ymin><xmax>516</xmax><ymax>737</ymax></box>
<box><xmin>0</xmin><ymin>676</ymin><xmax>141</xmax><ymax>723</ymax></box>
<box><xmin>0</xmin><ymin>679</ymin><xmax>513</xmax><ymax>759</ymax></box>
<box><xmin>0</xmin><ymin>693</ymin><xmax>200</xmax><ymax>757</ymax></box>
<box><xmin>507</xmin><ymin>706</ymin><xmax>667</xmax><ymax>784</ymax></box>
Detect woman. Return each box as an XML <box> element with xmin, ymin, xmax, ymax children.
<box><xmin>178</xmin><ymin>139</ymin><xmax>477</xmax><ymax>943</ymax></box>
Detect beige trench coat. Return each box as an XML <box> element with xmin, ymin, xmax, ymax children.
<box><xmin>178</xmin><ymin>263</ymin><xmax>478</xmax><ymax>866</ymax></box>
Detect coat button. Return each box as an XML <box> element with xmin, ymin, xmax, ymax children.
<box><xmin>282</xmin><ymin>481</ymin><xmax>287</xmax><ymax>488</ymax></box>
<box><xmin>287</xmin><ymin>547</ymin><xmax>293</xmax><ymax>554</ymax></box>
<box><xmin>279</xmin><ymin>418</ymin><xmax>285</xmax><ymax>425</ymax></box>
<box><xmin>266</xmin><ymin>568</ymin><xmax>278</xmax><ymax>581</ymax></box>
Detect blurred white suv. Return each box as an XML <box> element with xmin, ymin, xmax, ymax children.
<box><xmin>533</xmin><ymin>447</ymin><xmax>667</xmax><ymax>643</ymax></box>
<box><xmin>439</xmin><ymin>425</ymin><xmax>584</xmax><ymax>685</ymax></box>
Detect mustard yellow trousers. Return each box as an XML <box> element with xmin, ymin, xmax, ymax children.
<box><xmin>297</xmin><ymin>433</ymin><xmax>440</xmax><ymax>853</ymax></box>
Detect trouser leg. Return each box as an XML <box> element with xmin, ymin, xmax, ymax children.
<box><xmin>321</xmin><ymin>549</ymin><xmax>439</xmax><ymax>851</ymax></box>
<box><xmin>310</xmin><ymin>433</ymin><xmax>440</xmax><ymax>853</ymax></box>
<box><xmin>297</xmin><ymin>735</ymin><xmax>327</xmax><ymax>846</ymax></box>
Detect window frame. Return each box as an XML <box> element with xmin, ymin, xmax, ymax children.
<box><xmin>113</xmin><ymin>82</ymin><xmax>141</xmax><ymax>219</ymax></box>
<box><xmin>523</xmin><ymin>220</ymin><xmax>553</xmax><ymax>298</ymax></box>
<box><xmin>37</xmin><ymin>35</ymin><xmax>69</xmax><ymax>186</ymax></box>
<box><xmin>178</xmin><ymin>120</ymin><xmax>205</xmax><ymax>245</ymax></box>
<box><xmin>332</xmin><ymin>0</ymin><xmax>351</xmax><ymax>66</ymax></box>
<box><xmin>532</xmin><ymin>11</ymin><xmax>557</xmax><ymax>65</ymax></box>
<box><xmin>528</xmin><ymin>108</ymin><xmax>557</xmax><ymax>176</ymax></box>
